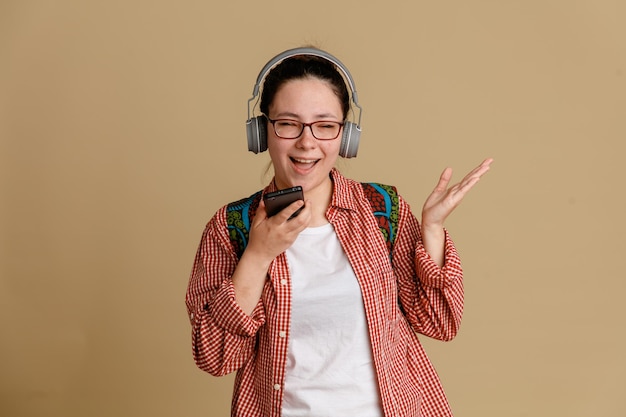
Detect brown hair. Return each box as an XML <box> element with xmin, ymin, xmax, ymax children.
<box><xmin>259</xmin><ymin>54</ymin><xmax>350</xmax><ymax>120</ymax></box>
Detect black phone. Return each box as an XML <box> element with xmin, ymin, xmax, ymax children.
<box><xmin>263</xmin><ymin>186</ymin><xmax>304</xmax><ymax>218</ymax></box>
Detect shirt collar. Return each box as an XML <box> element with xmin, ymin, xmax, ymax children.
<box><xmin>329</xmin><ymin>168</ymin><xmax>360</xmax><ymax>213</ymax></box>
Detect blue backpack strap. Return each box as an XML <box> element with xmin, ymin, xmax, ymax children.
<box><xmin>226</xmin><ymin>191</ymin><xmax>263</xmax><ymax>259</ymax></box>
<box><xmin>361</xmin><ymin>182</ymin><xmax>399</xmax><ymax>259</ymax></box>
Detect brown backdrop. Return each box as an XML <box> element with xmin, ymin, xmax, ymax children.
<box><xmin>1</xmin><ymin>1</ymin><xmax>625</xmax><ymax>416</ymax></box>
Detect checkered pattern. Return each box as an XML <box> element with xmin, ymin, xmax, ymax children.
<box><xmin>186</xmin><ymin>169</ymin><xmax>463</xmax><ymax>417</ymax></box>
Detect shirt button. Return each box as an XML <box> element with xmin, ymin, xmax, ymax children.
<box><xmin>279</xmin><ymin>331</ymin><xmax>286</xmax><ymax>338</ymax></box>
<box><xmin>189</xmin><ymin>313</ymin><xmax>195</xmax><ymax>321</ymax></box>
<box><xmin>280</xmin><ymin>279</ymin><xmax>288</xmax><ymax>285</ymax></box>
<box><xmin>273</xmin><ymin>384</ymin><xmax>281</xmax><ymax>391</ymax></box>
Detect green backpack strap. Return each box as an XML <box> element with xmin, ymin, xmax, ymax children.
<box><xmin>226</xmin><ymin>183</ymin><xmax>399</xmax><ymax>260</ymax></box>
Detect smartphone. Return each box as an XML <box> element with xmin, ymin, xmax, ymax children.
<box><xmin>263</xmin><ymin>186</ymin><xmax>304</xmax><ymax>218</ymax></box>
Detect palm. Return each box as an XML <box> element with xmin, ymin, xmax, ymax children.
<box><xmin>422</xmin><ymin>158</ymin><xmax>493</xmax><ymax>228</ymax></box>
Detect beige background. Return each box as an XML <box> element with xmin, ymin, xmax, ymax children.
<box><xmin>1</xmin><ymin>0</ymin><xmax>624</xmax><ymax>416</ymax></box>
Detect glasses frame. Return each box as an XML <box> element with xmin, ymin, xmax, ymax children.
<box><xmin>265</xmin><ymin>116</ymin><xmax>344</xmax><ymax>141</ymax></box>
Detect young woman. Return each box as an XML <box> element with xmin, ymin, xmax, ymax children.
<box><xmin>186</xmin><ymin>47</ymin><xmax>492</xmax><ymax>417</ymax></box>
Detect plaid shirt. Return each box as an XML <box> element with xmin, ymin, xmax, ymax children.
<box><xmin>186</xmin><ymin>169</ymin><xmax>463</xmax><ymax>417</ymax></box>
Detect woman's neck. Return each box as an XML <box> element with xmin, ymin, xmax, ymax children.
<box><xmin>303</xmin><ymin>177</ymin><xmax>333</xmax><ymax>227</ymax></box>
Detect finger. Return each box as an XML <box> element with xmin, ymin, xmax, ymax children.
<box><xmin>278</xmin><ymin>200</ymin><xmax>305</xmax><ymax>222</ymax></box>
<box><xmin>453</xmin><ymin>159</ymin><xmax>493</xmax><ymax>197</ymax></box>
<box><xmin>456</xmin><ymin>176</ymin><xmax>482</xmax><ymax>195</ymax></box>
<box><xmin>471</xmin><ymin>158</ymin><xmax>493</xmax><ymax>178</ymax></box>
<box><xmin>457</xmin><ymin>158</ymin><xmax>493</xmax><ymax>188</ymax></box>
<box><xmin>468</xmin><ymin>158</ymin><xmax>493</xmax><ymax>177</ymax></box>
<box><xmin>253</xmin><ymin>199</ymin><xmax>269</xmax><ymax>224</ymax></box>
<box><xmin>434</xmin><ymin>167</ymin><xmax>453</xmax><ymax>193</ymax></box>
<box><xmin>288</xmin><ymin>200</ymin><xmax>311</xmax><ymax>230</ymax></box>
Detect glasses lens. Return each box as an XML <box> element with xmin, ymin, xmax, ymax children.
<box><xmin>312</xmin><ymin>122</ymin><xmax>341</xmax><ymax>140</ymax></box>
<box><xmin>274</xmin><ymin>120</ymin><xmax>303</xmax><ymax>139</ymax></box>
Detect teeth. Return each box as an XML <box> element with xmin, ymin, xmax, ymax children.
<box><xmin>293</xmin><ymin>158</ymin><xmax>316</xmax><ymax>164</ymax></box>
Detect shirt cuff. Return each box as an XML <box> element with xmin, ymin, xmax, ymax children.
<box><xmin>415</xmin><ymin>228</ymin><xmax>463</xmax><ymax>288</ymax></box>
<box><xmin>200</xmin><ymin>278</ymin><xmax>265</xmax><ymax>337</ymax></box>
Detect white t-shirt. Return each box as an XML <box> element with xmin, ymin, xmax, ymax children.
<box><xmin>283</xmin><ymin>223</ymin><xmax>383</xmax><ymax>417</ymax></box>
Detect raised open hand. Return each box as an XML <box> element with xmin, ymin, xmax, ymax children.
<box><xmin>421</xmin><ymin>158</ymin><xmax>493</xmax><ymax>230</ymax></box>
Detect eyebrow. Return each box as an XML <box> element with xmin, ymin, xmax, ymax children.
<box><xmin>273</xmin><ymin>111</ymin><xmax>340</xmax><ymax>120</ymax></box>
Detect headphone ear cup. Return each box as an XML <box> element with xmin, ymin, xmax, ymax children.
<box><xmin>246</xmin><ymin>115</ymin><xmax>268</xmax><ymax>153</ymax></box>
<box><xmin>339</xmin><ymin>122</ymin><xmax>360</xmax><ymax>158</ymax></box>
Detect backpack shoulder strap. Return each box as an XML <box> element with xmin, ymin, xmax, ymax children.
<box><xmin>226</xmin><ymin>191</ymin><xmax>263</xmax><ymax>259</ymax></box>
<box><xmin>361</xmin><ymin>182</ymin><xmax>399</xmax><ymax>258</ymax></box>
<box><xmin>226</xmin><ymin>184</ymin><xmax>400</xmax><ymax>259</ymax></box>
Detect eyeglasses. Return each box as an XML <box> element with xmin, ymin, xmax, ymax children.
<box><xmin>266</xmin><ymin>116</ymin><xmax>344</xmax><ymax>140</ymax></box>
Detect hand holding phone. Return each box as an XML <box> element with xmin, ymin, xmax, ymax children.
<box><xmin>263</xmin><ymin>186</ymin><xmax>304</xmax><ymax>219</ymax></box>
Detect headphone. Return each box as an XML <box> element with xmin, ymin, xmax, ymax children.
<box><xmin>245</xmin><ymin>47</ymin><xmax>363</xmax><ymax>158</ymax></box>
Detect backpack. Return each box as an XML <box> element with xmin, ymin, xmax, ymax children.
<box><xmin>227</xmin><ymin>182</ymin><xmax>399</xmax><ymax>261</ymax></box>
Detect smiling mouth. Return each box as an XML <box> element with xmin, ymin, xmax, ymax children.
<box><xmin>291</xmin><ymin>157</ymin><xmax>319</xmax><ymax>165</ymax></box>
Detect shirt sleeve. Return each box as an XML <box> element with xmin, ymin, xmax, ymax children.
<box><xmin>185</xmin><ymin>207</ymin><xmax>266</xmax><ymax>376</ymax></box>
<box><xmin>392</xmin><ymin>196</ymin><xmax>464</xmax><ymax>342</ymax></box>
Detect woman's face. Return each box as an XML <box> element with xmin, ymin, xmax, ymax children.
<box><xmin>267</xmin><ymin>77</ymin><xmax>343</xmax><ymax>195</ymax></box>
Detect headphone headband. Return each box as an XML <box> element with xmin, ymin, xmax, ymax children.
<box><xmin>247</xmin><ymin>47</ymin><xmax>362</xmax><ymax>128</ymax></box>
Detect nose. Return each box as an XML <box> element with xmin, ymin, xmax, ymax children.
<box><xmin>296</xmin><ymin>124</ymin><xmax>317</xmax><ymax>148</ymax></box>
